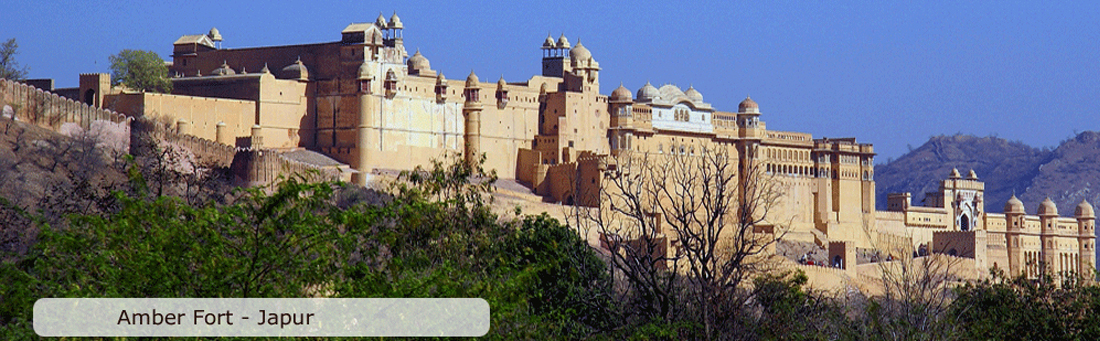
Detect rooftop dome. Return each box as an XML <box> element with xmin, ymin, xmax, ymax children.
<box><xmin>542</xmin><ymin>34</ymin><xmax>556</xmax><ymax>49</ymax></box>
<box><xmin>949</xmin><ymin>168</ymin><xmax>961</xmax><ymax>179</ymax></box>
<box><xmin>211</xmin><ymin>61</ymin><xmax>236</xmax><ymax>76</ymax></box>
<box><xmin>1038</xmin><ymin>197</ymin><xmax>1058</xmax><ymax>216</ymax></box>
<box><xmin>465</xmin><ymin>71</ymin><xmax>479</xmax><ymax>88</ymax></box>
<box><xmin>436</xmin><ymin>73</ymin><xmax>447</xmax><ymax>85</ymax></box>
<box><xmin>1076</xmin><ymin>199</ymin><xmax>1095</xmax><ymax>219</ymax></box>
<box><xmin>739</xmin><ymin>96</ymin><xmax>759</xmax><ymax>113</ymax></box>
<box><xmin>389</xmin><ymin>12</ymin><xmax>403</xmax><ymax>30</ymax></box>
<box><xmin>376</xmin><ymin>13</ymin><xmax>387</xmax><ymax>28</ymax></box>
<box><xmin>685</xmin><ymin>85</ymin><xmax>703</xmax><ymax>102</ymax></box>
<box><xmin>610</xmin><ymin>83</ymin><xmax>632</xmax><ymax>102</ymax></box>
<box><xmin>658</xmin><ymin>84</ymin><xmax>684</xmax><ymax>99</ymax></box>
<box><xmin>260</xmin><ymin>63</ymin><xmax>271</xmax><ymax>74</ymax></box>
<box><xmin>208</xmin><ymin>27</ymin><xmax>222</xmax><ymax>42</ymax></box>
<box><xmin>967</xmin><ymin>169</ymin><xmax>979</xmax><ymax>180</ymax></box>
<box><xmin>556</xmin><ymin>34</ymin><xmax>570</xmax><ymax>49</ymax></box>
<box><xmin>1005</xmin><ymin>195</ymin><xmax>1025</xmax><ymax>214</ymax></box>
<box><xmin>570</xmin><ymin>42</ymin><xmax>592</xmax><ymax>64</ymax></box>
<box><xmin>497</xmin><ymin>76</ymin><xmax>506</xmax><ymax>88</ymax></box>
<box><xmin>407</xmin><ymin>49</ymin><xmax>430</xmax><ymax>71</ymax></box>
<box><xmin>637</xmin><ymin>81</ymin><xmax>659</xmax><ymax>102</ymax></box>
<box><xmin>281</xmin><ymin>57</ymin><xmax>309</xmax><ymax>81</ymax></box>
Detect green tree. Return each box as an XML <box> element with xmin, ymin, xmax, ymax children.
<box><xmin>0</xmin><ymin>38</ymin><xmax>28</xmax><ymax>81</ymax></box>
<box><xmin>0</xmin><ymin>154</ymin><xmax>624</xmax><ymax>339</ymax></box>
<box><xmin>951</xmin><ymin>270</ymin><xmax>1100</xmax><ymax>341</ymax></box>
<box><xmin>751</xmin><ymin>270</ymin><xmax>857</xmax><ymax>341</ymax></box>
<box><xmin>108</xmin><ymin>49</ymin><xmax>172</xmax><ymax>93</ymax></box>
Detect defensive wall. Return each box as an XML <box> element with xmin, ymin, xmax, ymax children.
<box><xmin>0</xmin><ymin>78</ymin><xmax>130</xmax><ymax>153</ymax></box>
<box><xmin>3</xmin><ymin>78</ymin><xmax>346</xmax><ymax>187</ymax></box>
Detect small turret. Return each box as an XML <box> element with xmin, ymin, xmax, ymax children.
<box><xmin>1005</xmin><ymin>195</ymin><xmax>1025</xmax><ymax>215</ymax></box>
<box><xmin>496</xmin><ymin>76</ymin><xmax>509</xmax><ymax>108</ymax></box>
<box><xmin>1039</xmin><ymin>197</ymin><xmax>1059</xmax><ymax>217</ymax></box>
<box><xmin>463</xmin><ymin>71</ymin><xmax>483</xmax><ymax>168</ymax></box>
<box><xmin>739</xmin><ymin>96</ymin><xmax>759</xmax><ymax>114</ymax></box>
<box><xmin>435</xmin><ymin>73</ymin><xmax>448</xmax><ymax>103</ymax></box>
<box><xmin>280</xmin><ymin>57</ymin><xmax>309</xmax><ymax>81</ymax></box>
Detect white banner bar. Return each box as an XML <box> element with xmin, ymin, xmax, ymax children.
<box><xmin>34</xmin><ymin>298</ymin><xmax>489</xmax><ymax>337</ymax></box>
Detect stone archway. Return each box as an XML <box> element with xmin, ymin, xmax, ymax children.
<box><xmin>84</xmin><ymin>89</ymin><xmax>95</xmax><ymax>106</ymax></box>
<box><xmin>960</xmin><ymin>213</ymin><xmax>970</xmax><ymax>231</ymax></box>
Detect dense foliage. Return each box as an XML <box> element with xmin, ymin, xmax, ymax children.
<box><xmin>108</xmin><ymin>49</ymin><xmax>172</xmax><ymax>93</ymax></box>
<box><xmin>0</xmin><ymin>38</ymin><xmax>28</xmax><ymax>81</ymax></box>
<box><xmin>4</xmin><ymin>154</ymin><xmax>1100</xmax><ymax>340</ymax></box>
<box><xmin>0</xmin><ymin>156</ymin><xmax>615</xmax><ymax>339</ymax></box>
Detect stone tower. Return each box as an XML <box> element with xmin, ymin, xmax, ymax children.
<box><xmin>1038</xmin><ymin>198</ymin><xmax>1059</xmax><ymax>271</ymax></box>
<box><xmin>607</xmin><ymin>84</ymin><xmax>633</xmax><ymax>156</ymax></box>
<box><xmin>1076</xmin><ymin>200</ymin><xmax>1096</xmax><ymax>274</ymax></box>
<box><xmin>463</xmin><ymin>71</ymin><xmax>483</xmax><ymax>168</ymax></box>
<box><xmin>1004</xmin><ymin>195</ymin><xmax>1026</xmax><ymax>275</ymax></box>
<box><xmin>541</xmin><ymin>34</ymin><xmax>570</xmax><ymax>78</ymax></box>
<box><xmin>355</xmin><ymin>62</ymin><xmax>377</xmax><ymax>185</ymax></box>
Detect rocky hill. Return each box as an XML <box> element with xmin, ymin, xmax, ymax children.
<box><xmin>875</xmin><ymin>132</ymin><xmax>1100</xmax><ymax>214</ymax></box>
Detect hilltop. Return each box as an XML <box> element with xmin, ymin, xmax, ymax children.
<box><xmin>875</xmin><ymin>131</ymin><xmax>1100</xmax><ymax>214</ymax></box>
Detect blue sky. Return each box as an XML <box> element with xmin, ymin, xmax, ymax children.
<box><xmin>3</xmin><ymin>1</ymin><xmax>1098</xmax><ymax>161</ymax></box>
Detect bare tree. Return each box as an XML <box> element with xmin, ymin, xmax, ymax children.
<box><xmin>863</xmin><ymin>235</ymin><xmax>966</xmax><ymax>341</ymax></box>
<box><xmin>574</xmin><ymin>142</ymin><xmax>787</xmax><ymax>338</ymax></box>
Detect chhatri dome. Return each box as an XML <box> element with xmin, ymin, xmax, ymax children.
<box><xmin>375</xmin><ymin>13</ymin><xmax>387</xmax><ymax>28</ymax></box>
<box><xmin>570</xmin><ymin>41</ymin><xmax>592</xmax><ymax>64</ymax></box>
<box><xmin>465</xmin><ymin>71</ymin><xmax>479</xmax><ymax>87</ymax></box>
<box><xmin>610</xmin><ymin>83</ymin><xmax>632</xmax><ymax>102</ymax></box>
<box><xmin>207</xmin><ymin>27</ymin><xmax>222</xmax><ymax>42</ymax></box>
<box><xmin>210</xmin><ymin>61</ymin><xmax>236</xmax><ymax>76</ymax></box>
<box><xmin>685</xmin><ymin>85</ymin><xmax>703</xmax><ymax>102</ymax></box>
<box><xmin>1038</xmin><ymin>197</ymin><xmax>1058</xmax><ymax>216</ymax></box>
<box><xmin>556</xmin><ymin>34</ymin><xmax>571</xmax><ymax>49</ymax></box>
<box><xmin>1076</xmin><ymin>199</ymin><xmax>1095</xmax><ymax>219</ymax></box>
<box><xmin>542</xmin><ymin>34</ymin><xmax>556</xmax><ymax>49</ymax></box>
<box><xmin>739</xmin><ymin>96</ymin><xmax>759</xmax><ymax>113</ymax></box>
<box><xmin>637</xmin><ymin>81</ymin><xmax>659</xmax><ymax>102</ymax></box>
<box><xmin>388</xmin><ymin>12</ymin><xmax>403</xmax><ymax>30</ymax></box>
<box><xmin>281</xmin><ymin>57</ymin><xmax>309</xmax><ymax>80</ymax></box>
<box><xmin>407</xmin><ymin>49</ymin><xmax>430</xmax><ymax>71</ymax></box>
<box><xmin>1005</xmin><ymin>195</ymin><xmax>1025</xmax><ymax>214</ymax></box>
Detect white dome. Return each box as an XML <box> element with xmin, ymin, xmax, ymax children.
<box><xmin>685</xmin><ymin>85</ymin><xmax>703</xmax><ymax>102</ymax></box>
<box><xmin>636</xmin><ymin>81</ymin><xmax>659</xmax><ymax>102</ymax></box>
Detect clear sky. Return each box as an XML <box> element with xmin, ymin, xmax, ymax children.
<box><xmin>3</xmin><ymin>1</ymin><xmax>1098</xmax><ymax>161</ymax></box>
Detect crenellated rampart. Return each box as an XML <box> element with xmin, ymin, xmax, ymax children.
<box><xmin>0</xmin><ymin>78</ymin><xmax>131</xmax><ymax>153</ymax></box>
<box><xmin>0</xmin><ymin>79</ymin><xmax>129</xmax><ymax>131</ymax></box>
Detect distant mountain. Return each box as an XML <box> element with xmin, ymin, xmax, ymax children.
<box><xmin>875</xmin><ymin>132</ymin><xmax>1100</xmax><ymax>214</ymax></box>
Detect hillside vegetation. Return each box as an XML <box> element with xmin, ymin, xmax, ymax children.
<box><xmin>7</xmin><ymin>118</ymin><xmax>1100</xmax><ymax>339</ymax></box>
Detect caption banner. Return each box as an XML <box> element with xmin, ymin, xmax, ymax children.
<box><xmin>34</xmin><ymin>298</ymin><xmax>489</xmax><ymax>337</ymax></box>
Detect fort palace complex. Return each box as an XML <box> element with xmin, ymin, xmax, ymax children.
<box><xmin>17</xmin><ymin>13</ymin><xmax>1094</xmax><ymax>286</ymax></box>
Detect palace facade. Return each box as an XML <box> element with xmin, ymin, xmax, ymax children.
<box><xmin>58</xmin><ymin>13</ymin><xmax>1093</xmax><ymax>283</ymax></box>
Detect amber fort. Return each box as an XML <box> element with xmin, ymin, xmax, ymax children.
<box><xmin>1</xmin><ymin>13</ymin><xmax>1093</xmax><ymax>290</ymax></box>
